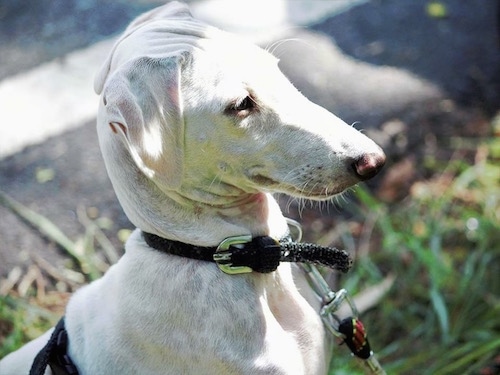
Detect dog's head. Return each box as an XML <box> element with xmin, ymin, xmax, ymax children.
<box><xmin>95</xmin><ymin>2</ymin><xmax>385</xmax><ymax>236</ymax></box>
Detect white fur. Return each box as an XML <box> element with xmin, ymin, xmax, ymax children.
<box><xmin>0</xmin><ymin>2</ymin><xmax>385</xmax><ymax>374</ymax></box>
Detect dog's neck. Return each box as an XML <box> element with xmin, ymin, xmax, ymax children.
<box><xmin>110</xmin><ymin>170</ymin><xmax>288</xmax><ymax>247</ymax></box>
<box><xmin>162</xmin><ymin>193</ymin><xmax>289</xmax><ymax>246</ymax></box>
<box><xmin>165</xmin><ymin>189</ymin><xmax>290</xmax><ymax>243</ymax></box>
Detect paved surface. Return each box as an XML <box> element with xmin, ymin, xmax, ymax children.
<box><xmin>0</xmin><ymin>0</ymin><xmax>366</xmax><ymax>158</ymax></box>
<box><xmin>0</xmin><ymin>0</ymin><xmax>499</xmax><ymax>278</ymax></box>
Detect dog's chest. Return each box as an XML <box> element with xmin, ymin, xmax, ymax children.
<box><xmin>67</xmin><ymin>241</ymin><xmax>328</xmax><ymax>374</ymax></box>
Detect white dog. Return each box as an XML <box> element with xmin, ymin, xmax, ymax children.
<box><xmin>0</xmin><ymin>2</ymin><xmax>385</xmax><ymax>374</ymax></box>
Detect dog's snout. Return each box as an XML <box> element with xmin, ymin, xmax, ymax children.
<box><xmin>352</xmin><ymin>151</ymin><xmax>386</xmax><ymax>180</ymax></box>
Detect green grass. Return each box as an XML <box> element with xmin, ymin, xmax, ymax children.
<box><xmin>329</xmin><ymin>122</ymin><xmax>500</xmax><ymax>374</ymax></box>
<box><xmin>1</xmin><ymin>118</ymin><xmax>499</xmax><ymax>373</ymax></box>
<box><xmin>0</xmin><ymin>296</ymin><xmax>59</xmax><ymax>358</ymax></box>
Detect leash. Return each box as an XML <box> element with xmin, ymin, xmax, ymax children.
<box><xmin>286</xmin><ymin>219</ymin><xmax>386</xmax><ymax>375</ymax></box>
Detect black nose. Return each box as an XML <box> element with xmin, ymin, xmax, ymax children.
<box><xmin>352</xmin><ymin>152</ymin><xmax>386</xmax><ymax>180</ymax></box>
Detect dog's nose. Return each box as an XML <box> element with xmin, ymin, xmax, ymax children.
<box><xmin>352</xmin><ymin>151</ymin><xmax>386</xmax><ymax>180</ymax></box>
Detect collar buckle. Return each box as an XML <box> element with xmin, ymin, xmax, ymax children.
<box><xmin>213</xmin><ymin>235</ymin><xmax>253</xmax><ymax>274</ymax></box>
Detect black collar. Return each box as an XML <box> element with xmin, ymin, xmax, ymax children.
<box><xmin>142</xmin><ymin>232</ymin><xmax>352</xmax><ymax>274</ymax></box>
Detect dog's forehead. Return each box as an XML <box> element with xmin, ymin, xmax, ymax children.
<box><xmin>182</xmin><ymin>43</ymin><xmax>284</xmax><ymax>105</ymax></box>
<box><xmin>197</xmin><ymin>30</ymin><xmax>281</xmax><ymax>71</ymax></box>
<box><xmin>112</xmin><ymin>11</ymin><xmax>277</xmax><ymax>72</ymax></box>
<box><xmin>111</xmin><ymin>21</ymin><xmax>203</xmax><ymax>65</ymax></box>
<box><xmin>104</xmin><ymin>8</ymin><xmax>283</xmax><ymax>102</ymax></box>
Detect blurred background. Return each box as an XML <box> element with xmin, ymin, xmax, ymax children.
<box><xmin>0</xmin><ymin>1</ymin><xmax>499</xmax><ymax>373</ymax></box>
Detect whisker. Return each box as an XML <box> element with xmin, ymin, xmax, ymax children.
<box><xmin>208</xmin><ymin>172</ymin><xmax>223</xmax><ymax>192</ymax></box>
<box><xmin>265</xmin><ymin>37</ymin><xmax>299</xmax><ymax>57</ymax></box>
<box><xmin>265</xmin><ymin>37</ymin><xmax>316</xmax><ymax>59</ymax></box>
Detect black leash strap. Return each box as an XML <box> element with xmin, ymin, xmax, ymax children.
<box><xmin>30</xmin><ymin>318</ymin><xmax>79</xmax><ymax>375</ymax></box>
<box><xmin>280</xmin><ymin>241</ymin><xmax>352</xmax><ymax>272</ymax></box>
<box><xmin>142</xmin><ymin>232</ymin><xmax>352</xmax><ymax>273</ymax></box>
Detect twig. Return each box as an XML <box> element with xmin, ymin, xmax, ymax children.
<box><xmin>0</xmin><ymin>266</ymin><xmax>22</xmax><ymax>295</ymax></box>
<box><xmin>31</xmin><ymin>253</ymin><xmax>82</xmax><ymax>289</ymax></box>
<box><xmin>18</xmin><ymin>265</ymin><xmax>41</xmax><ymax>297</ymax></box>
<box><xmin>35</xmin><ymin>266</ymin><xmax>47</xmax><ymax>301</ymax></box>
<box><xmin>76</xmin><ymin>206</ymin><xmax>120</xmax><ymax>264</ymax></box>
<box><xmin>0</xmin><ymin>190</ymin><xmax>97</xmax><ymax>280</ymax></box>
<box><xmin>0</xmin><ymin>191</ymin><xmax>82</xmax><ymax>264</ymax></box>
<box><xmin>2</xmin><ymin>294</ymin><xmax>59</xmax><ymax>322</ymax></box>
<box><xmin>358</xmin><ymin>210</ymin><xmax>380</xmax><ymax>258</ymax></box>
<box><xmin>316</xmin><ymin>222</ymin><xmax>345</xmax><ymax>247</ymax></box>
<box><xmin>337</xmin><ymin>274</ymin><xmax>396</xmax><ymax>316</ymax></box>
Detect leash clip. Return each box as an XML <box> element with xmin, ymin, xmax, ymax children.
<box><xmin>301</xmin><ymin>263</ymin><xmax>356</xmax><ymax>337</ymax></box>
<box><xmin>286</xmin><ymin>218</ymin><xmax>386</xmax><ymax>375</ymax></box>
<box><xmin>302</xmin><ymin>263</ymin><xmax>386</xmax><ymax>374</ymax></box>
<box><xmin>320</xmin><ymin>287</ymin><xmax>359</xmax><ymax>338</ymax></box>
<box><xmin>213</xmin><ymin>235</ymin><xmax>253</xmax><ymax>274</ymax></box>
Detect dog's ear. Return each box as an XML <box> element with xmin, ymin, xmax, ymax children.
<box><xmin>101</xmin><ymin>57</ymin><xmax>184</xmax><ymax>190</ymax></box>
<box><xmin>94</xmin><ymin>2</ymin><xmax>192</xmax><ymax>94</ymax></box>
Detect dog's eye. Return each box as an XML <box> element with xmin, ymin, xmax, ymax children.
<box><xmin>234</xmin><ymin>97</ymin><xmax>254</xmax><ymax>111</ymax></box>
<box><xmin>227</xmin><ymin>96</ymin><xmax>255</xmax><ymax>115</ymax></box>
